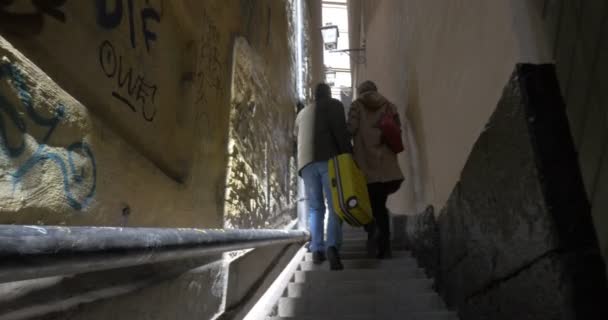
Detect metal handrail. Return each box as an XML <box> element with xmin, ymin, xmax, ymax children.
<box><xmin>0</xmin><ymin>225</ymin><xmax>309</xmax><ymax>284</ymax></box>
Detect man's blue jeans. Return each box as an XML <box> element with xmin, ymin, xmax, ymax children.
<box><xmin>301</xmin><ymin>161</ymin><xmax>342</xmax><ymax>253</ymax></box>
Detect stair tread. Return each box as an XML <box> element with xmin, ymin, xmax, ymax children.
<box><xmin>278</xmin><ymin>296</ymin><xmax>451</xmax><ymax>316</ymax></box>
<box><xmin>304</xmin><ymin>250</ymin><xmax>412</xmax><ymax>261</ymax></box>
<box><xmin>302</xmin><ymin>257</ymin><xmax>417</xmax><ymax>264</ymax></box>
<box><xmin>295</xmin><ymin>267</ymin><xmax>424</xmax><ymax>277</ymax></box>
<box><xmin>287</xmin><ymin>281</ymin><xmax>434</xmax><ymax>297</ymax></box>
<box><xmin>281</xmin><ymin>292</ymin><xmax>443</xmax><ymax>303</ymax></box>
<box><xmin>267</xmin><ymin>312</ymin><xmax>459</xmax><ymax>320</ymax></box>
<box><xmin>290</xmin><ymin>278</ymin><xmax>433</xmax><ymax>287</ymax></box>
<box><xmin>296</xmin><ymin>268</ymin><xmax>422</xmax><ymax>276</ymax></box>
<box><xmin>300</xmin><ymin>258</ymin><xmax>418</xmax><ymax>271</ymax></box>
<box><xmin>280</xmin><ymin>293</ymin><xmax>443</xmax><ymax>303</ymax></box>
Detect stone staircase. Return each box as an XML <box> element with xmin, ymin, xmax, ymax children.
<box><xmin>267</xmin><ymin>226</ymin><xmax>458</xmax><ymax>320</ymax></box>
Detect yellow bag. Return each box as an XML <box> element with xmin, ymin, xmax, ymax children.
<box><xmin>328</xmin><ymin>154</ymin><xmax>373</xmax><ymax>226</ymax></box>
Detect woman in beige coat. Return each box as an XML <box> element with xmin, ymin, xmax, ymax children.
<box><xmin>348</xmin><ymin>81</ymin><xmax>404</xmax><ymax>258</ymax></box>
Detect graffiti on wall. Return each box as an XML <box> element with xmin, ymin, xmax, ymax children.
<box><xmin>0</xmin><ymin>1</ymin><xmax>163</xmax><ymax>122</ymax></box>
<box><xmin>95</xmin><ymin>0</ymin><xmax>160</xmax><ymax>52</ymax></box>
<box><xmin>0</xmin><ymin>0</ymin><xmax>67</xmax><ymax>35</ymax></box>
<box><xmin>95</xmin><ymin>0</ymin><xmax>161</xmax><ymax>122</ymax></box>
<box><xmin>99</xmin><ymin>40</ymin><xmax>157</xmax><ymax>121</ymax></box>
<box><xmin>0</xmin><ymin>61</ymin><xmax>96</xmax><ymax>210</ymax></box>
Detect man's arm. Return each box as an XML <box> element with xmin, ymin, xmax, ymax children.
<box><xmin>329</xmin><ymin>101</ymin><xmax>353</xmax><ymax>154</ymax></box>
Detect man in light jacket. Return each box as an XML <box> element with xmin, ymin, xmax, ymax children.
<box><xmin>295</xmin><ymin>83</ymin><xmax>351</xmax><ymax>270</ymax></box>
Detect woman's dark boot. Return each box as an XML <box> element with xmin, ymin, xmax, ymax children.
<box><xmin>376</xmin><ymin>232</ymin><xmax>392</xmax><ymax>259</ymax></box>
<box><xmin>364</xmin><ymin>222</ymin><xmax>377</xmax><ymax>258</ymax></box>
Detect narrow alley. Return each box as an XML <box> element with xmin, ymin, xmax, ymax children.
<box><xmin>0</xmin><ymin>1</ymin><xmax>607</xmax><ymax>320</ymax></box>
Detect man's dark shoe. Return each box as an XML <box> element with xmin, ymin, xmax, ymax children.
<box><xmin>327</xmin><ymin>246</ymin><xmax>344</xmax><ymax>271</ymax></box>
<box><xmin>312</xmin><ymin>251</ymin><xmax>326</xmax><ymax>264</ymax></box>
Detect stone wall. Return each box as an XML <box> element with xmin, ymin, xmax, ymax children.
<box><xmin>405</xmin><ymin>64</ymin><xmax>608</xmax><ymax>319</ymax></box>
<box><xmin>224</xmin><ymin>37</ymin><xmax>296</xmax><ymax>229</ymax></box>
<box><xmin>535</xmin><ymin>0</ymin><xmax>608</xmax><ymax>277</ymax></box>
<box><xmin>402</xmin><ymin>205</ymin><xmax>439</xmax><ymax>281</ymax></box>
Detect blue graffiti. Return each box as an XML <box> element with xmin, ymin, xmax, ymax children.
<box><xmin>0</xmin><ymin>95</ymin><xmax>26</xmax><ymax>157</ymax></box>
<box><xmin>3</xmin><ymin>61</ymin><xmax>65</xmax><ymax>143</ymax></box>
<box><xmin>0</xmin><ymin>62</ymin><xmax>96</xmax><ymax>210</ymax></box>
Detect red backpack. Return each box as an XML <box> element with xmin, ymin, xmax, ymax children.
<box><xmin>378</xmin><ymin>106</ymin><xmax>405</xmax><ymax>154</ymax></box>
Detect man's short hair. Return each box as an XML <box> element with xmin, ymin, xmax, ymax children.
<box><xmin>315</xmin><ymin>83</ymin><xmax>332</xmax><ymax>101</ymax></box>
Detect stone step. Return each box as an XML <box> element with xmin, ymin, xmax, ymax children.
<box><xmin>278</xmin><ymin>294</ymin><xmax>446</xmax><ymax>317</ymax></box>
<box><xmin>340</xmin><ymin>239</ymin><xmax>367</xmax><ymax>250</ymax></box>
<box><xmin>341</xmin><ymin>230</ymin><xmax>367</xmax><ymax>236</ymax></box>
<box><xmin>304</xmin><ymin>250</ymin><xmax>412</xmax><ymax>261</ymax></box>
<box><xmin>304</xmin><ymin>239</ymin><xmax>368</xmax><ymax>251</ymax></box>
<box><xmin>339</xmin><ymin>251</ymin><xmax>373</xmax><ymax>260</ymax></box>
<box><xmin>341</xmin><ymin>234</ymin><xmax>368</xmax><ymax>241</ymax></box>
<box><xmin>294</xmin><ymin>268</ymin><xmax>425</xmax><ymax>283</ymax></box>
<box><xmin>341</xmin><ymin>230</ymin><xmax>367</xmax><ymax>238</ymax></box>
<box><xmin>303</xmin><ymin>242</ymin><xmax>367</xmax><ymax>253</ymax></box>
<box><xmin>342</xmin><ymin>226</ymin><xmax>366</xmax><ymax>232</ymax></box>
<box><xmin>340</xmin><ymin>240</ymin><xmax>408</xmax><ymax>252</ymax></box>
<box><xmin>287</xmin><ymin>279</ymin><xmax>434</xmax><ymax>298</ymax></box>
<box><xmin>267</xmin><ymin>311</ymin><xmax>459</xmax><ymax>320</ymax></box>
<box><xmin>299</xmin><ymin>257</ymin><xmax>418</xmax><ymax>271</ymax></box>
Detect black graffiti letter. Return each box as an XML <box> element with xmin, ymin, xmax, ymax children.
<box><xmin>137</xmin><ymin>80</ymin><xmax>157</xmax><ymax>122</ymax></box>
<box><xmin>126</xmin><ymin>0</ymin><xmax>136</xmax><ymax>49</ymax></box>
<box><xmin>99</xmin><ymin>40</ymin><xmax>117</xmax><ymax>77</ymax></box>
<box><xmin>95</xmin><ymin>0</ymin><xmax>122</xmax><ymax>29</ymax></box>
<box><xmin>141</xmin><ymin>7</ymin><xmax>160</xmax><ymax>52</ymax></box>
<box><xmin>117</xmin><ymin>57</ymin><xmax>137</xmax><ymax>96</ymax></box>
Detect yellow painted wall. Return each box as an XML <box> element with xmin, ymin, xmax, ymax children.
<box><xmin>0</xmin><ymin>0</ymin><xmax>315</xmax><ymax>228</ymax></box>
